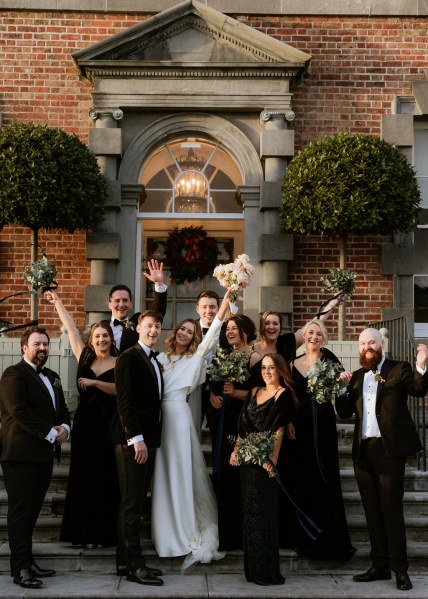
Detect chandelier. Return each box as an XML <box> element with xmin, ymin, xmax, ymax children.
<box><xmin>174</xmin><ymin>148</ymin><xmax>209</xmax><ymax>213</ymax></box>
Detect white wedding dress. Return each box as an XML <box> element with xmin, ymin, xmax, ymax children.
<box><xmin>151</xmin><ymin>316</ymin><xmax>226</xmax><ymax>571</ymax></box>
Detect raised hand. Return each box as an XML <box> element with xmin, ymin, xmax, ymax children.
<box><xmin>143</xmin><ymin>259</ymin><xmax>164</xmax><ymax>285</ymax></box>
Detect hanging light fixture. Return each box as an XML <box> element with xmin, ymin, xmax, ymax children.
<box><xmin>174</xmin><ymin>147</ymin><xmax>209</xmax><ymax>213</ymax></box>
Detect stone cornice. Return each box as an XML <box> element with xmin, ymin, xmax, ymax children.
<box><xmin>0</xmin><ymin>1</ymin><xmax>426</xmax><ymax>17</ymax></box>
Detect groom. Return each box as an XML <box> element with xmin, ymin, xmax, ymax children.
<box><xmin>336</xmin><ymin>328</ymin><xmax>428</xmax><ymax>591</ymax></box>
<box><xmin>113</xmin><ymin>309</ymin><xmax>164</xmax><ymax>586</ymax></box>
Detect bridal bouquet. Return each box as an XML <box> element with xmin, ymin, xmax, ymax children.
<box><xmin>231</xmin><ymin>431</ymin><xmax>281</xmax><ymax>477</ymax></box>
<box><xmin>307</xmin><ymin>359</ymin><xmax>346</xmax><ymax>404</ymax></box>
<box><xmin>206</xmin><ymin>346</ymin><xmax>250</xmax><ymax>384</ymax></box>
<box><xmin>320</xmin><ymin>268</ymin><xmax>357</xmax><ymax>299</ymax></box>
<box><xmin>23</xmin><ymin>254</ymin><xmax>58</xmax><ymax>291</ymax></box>
<box><xmin>213</xmin><ymin>253</ymin><xmax>255</xmax><ymax>313</ymax></box>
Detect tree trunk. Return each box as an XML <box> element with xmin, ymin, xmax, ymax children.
<box><xmin>30</xmin><ymin>228</ymin><xmax>39</xmax><ymax>322</ymax></box>
<box><xmin>338</xmin><ymin>237</ymin><xmax>347</xmax><ymax>340</ymax></box>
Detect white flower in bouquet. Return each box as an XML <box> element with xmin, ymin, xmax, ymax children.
<box><xmin>213</xmin><ymin>254</ymin><xmax>255</xmax><ymax>313</ymax></box>
<box><xmin>23</xmin><ymin>255</ymin><xmax>57</xmax><ymax>291</ymax></box>
<box><xmin>307</xmin><ymin>359</ymin><xmax>346</xmax><ymax>405</ymax></box>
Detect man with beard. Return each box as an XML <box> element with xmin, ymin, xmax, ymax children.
<box><xmin>336</xmin><ymin>328</ymin><xmax>428</xmax><ymax>592</ymax></box>
<box><xmin>0</xmin><ymin>326</ymin><xmax>70</xmax><ymax>589</ymax></box>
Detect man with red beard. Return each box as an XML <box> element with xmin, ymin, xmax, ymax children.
<box><xmin>336</xmin><ymin>328</ymin><xmax>428</xmax><ymax>592</ymax></box>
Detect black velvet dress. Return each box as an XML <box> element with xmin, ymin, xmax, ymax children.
<box><xmin>238</xmin><ymin>388</ymin><xmax>295</xmax><ymax>585</ymax></box>
<box><xmin>59</xmin><ymin>352</ymin><xmax>120</xmax><ymax>546</ymax></box>
<box><xmin>278</xmin><ymin>349</ymin><xmax>356</xmax><ymax>561</ymax></box>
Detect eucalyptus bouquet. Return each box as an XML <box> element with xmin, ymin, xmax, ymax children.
<box><xmin>320</xmin><ymin>268</ymin><xmax>357</xmax><ymax>299</ymax></box>
<box><xmin>232</xmin><ymin>431</ymin><xmax>281</xmax><ymax>477</ymax></box>
<box><xmin>23</xmin><ymin>255</ymin><xmax>58</xmax><ymax>291</ymax></box>
<box><xmin>307</xmin><ymin>359</ymin><xmax>346</xmax><ymax>405</ymax></box>
<box><xmin>206</xmin><ymin>346</ymin><xmax>250</xmax><ymax>384</ymax></box>
<box><xmin>213</xmin><ymin>253</ymin><xmax>255</xmax><ymax>313</ymax></box>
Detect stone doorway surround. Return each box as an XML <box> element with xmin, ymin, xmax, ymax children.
<box><xmin>72</xmin><ymin>0</ymin><xmax>311</xmax><ymax>324</ymax></box>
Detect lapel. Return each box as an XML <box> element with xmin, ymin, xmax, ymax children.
<box><xmin>21</xmin><ymin>361</ymin><xmax>57</xmax><ymax>413</ymax></box>
<box><xmin>375</xmin><ymin>358</ymin><xmax>393</xmax><ymax>409</ymax></box>
<box><xmin>134</xmin><ymin>344</ymin><xmax>162</xmax><ymax>401</ymax></box>
<box><xmin>355</xmin><ymin>369</ymin><xmax>365</xmax><ymax>415</ymax></box>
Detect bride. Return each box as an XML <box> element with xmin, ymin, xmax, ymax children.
<box><xmin>151</xmin><ymin>290</ymin><xmax>231</xmax><ymax>571</ymax></box>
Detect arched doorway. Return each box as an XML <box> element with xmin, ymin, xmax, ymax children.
<box><xmin>138</xmin><ymin>134</ymin><xmax>244</xmax><ymax>328</ymax></box>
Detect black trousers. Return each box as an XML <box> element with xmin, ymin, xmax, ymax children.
<box><xmin>355</xmin><ymin>438</ymin><xmax>408</xmax><ymax>572</ymax></box>
<box><xmin>1</xmin><ymin>460</ymin><xmax>53</xmax><ymax>575</ymax></box>
<box><xmin>114</xmin><ymin>443</ymin><xmax>156</xmax><ymax>572</ymax></box>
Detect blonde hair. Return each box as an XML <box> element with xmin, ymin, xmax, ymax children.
<box><xmin>164</xmin><ymin>318</ymin><xmax>201</xmax><ymax>360</ymax></box>
<box><xmin>302</xmin><ymin>318</ymin><xmax>329</xmax><ymax>345</ymax></box>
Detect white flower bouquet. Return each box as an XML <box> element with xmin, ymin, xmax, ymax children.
<box><xmin>213</xmin><ymin>253</ymin><xmax>255</xmax><ymax>313</ymax></box>
<box><xmin>232</xmin><ymin>430</ymin><xmax>281</xmax><ymax>477</ymax></box>
<box><xmin>23</xmin><ymin>255</ymin><xmax>58</xmax><ymax>291</ymax></box>
<box><xmin>206</xmin><ymin>346</ymin><xmax>250</xmax><ymax>384</ymax></box>
<box><xmin>320</xmin><ymin>268</ymin><xmax>357</xmax><ymax>299</ymax></box>
<box><xmin>307</xmin><ymin>359</ymin><xmax>346</xmax><ymax>404</ymax></box>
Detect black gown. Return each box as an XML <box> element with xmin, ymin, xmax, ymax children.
<box><xmin>59</xmin><ymin>357</ymin><xmax>120</xmax><ymax>546</ymax></box>
<box><xmin>210</xmin><ymin>358</ymin><xmax>259</xmax><ymax>551</ymax></box>
<box><xmin>278</xmin><ymin>349</ymin><xmax>356</xmax><ymax>561</ymax></box>
<box><xmin>238</xmin><ymin>388</ymin><xmax>295</xmax><ymax>585</ymax></box>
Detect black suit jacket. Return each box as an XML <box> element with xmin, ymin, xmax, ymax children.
<box><xmin>335</xmin><ymin>358</ymin><xmax>427</xmax><ymax>460</ymax></box>
<box><xmin>113</xmin><ymin>344</ymin><xmax>163</xmax><ymax>448</ymax></box>
<box><xmin>118</xmin><ymin>289</ymin><xmax>167</xmax><ymax>354</ymax></box>
<box><xmin>0</xmin><ymin>360</ymin><xmax>70</xmax><ymax>462</ymax></box>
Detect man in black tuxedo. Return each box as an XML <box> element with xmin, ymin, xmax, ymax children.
<box><xmin>113</xmin><ymin>309</ymin><xmax>164</xmax><ymax>586</ymax></box>
<box><xmin>109</xmin><ymin>260</ymin><xmax>167</xmax><ymax>353</ymax></box>
<box><xmin>0</xmin><ymin>326</ymin><xmax>70</xmax><ymax>589</ymax></box>
<box><xmin>336</xmin><ymin>328</ymin><xmax>428</xmax><ymax>591</ymax></box>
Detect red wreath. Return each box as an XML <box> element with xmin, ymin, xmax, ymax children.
<box><xmin>165</xmin><ymin>226</ymin><xmax>220</xmax><ymax>284</ymax></box>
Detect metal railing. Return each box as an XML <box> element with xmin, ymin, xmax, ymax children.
<box><xmin>370</xmin><ymin>317</ymin><xmax>427</xmax><ymax>471</ymax></box>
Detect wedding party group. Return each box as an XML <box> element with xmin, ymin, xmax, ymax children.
<box><xmin>0</xmin><ymin>257</ymin><xmax>427</xmax><ymax>592</ymax></box>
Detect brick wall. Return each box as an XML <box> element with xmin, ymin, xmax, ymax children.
<box><xmin>2</xmin><ymin>11</ymin><xmax>425</xmax><ymax>337</ymax></box>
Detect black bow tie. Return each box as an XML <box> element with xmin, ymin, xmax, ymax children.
<box><xmin>36</xmin><ymin>366</ymin><xmax>47</xmax><ymax>375</ymax></box>
<box><xmin>113</xmin><ymin>319</ymin><xmax>128</xmax><ymax>327</ymax></box>
<box><xmin>202</xmin><ymin>327</ymin><xmax>209</xmax><ymax>335</ymax></box>
<box><xmin>149</xmin><ymin>350</ymin><xmax>159</xmax><ymax>359</ymax></box>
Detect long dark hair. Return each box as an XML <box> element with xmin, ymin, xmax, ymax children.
<box><xmin>262</xmin><ymin>352</ymin><xmax>298</xmax><ymax>409</ymax></box>
<box><xmin>80</xmin><ymin>321</ymin><xmax>117</xmax><ymax>368</ymax></box>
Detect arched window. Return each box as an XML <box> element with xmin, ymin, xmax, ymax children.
<box><xmin>139</xmin><ymin>136</ymin><xmax>243</xmax><ymax>214</ymax></box>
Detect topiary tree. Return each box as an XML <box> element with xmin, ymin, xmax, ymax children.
<box><xmin>279</xmin><ymin>132</ymin><xmax>421</xmax><ymax>338</ymax></box>
<box><xmin>0</xmin><ymin>122</ymin><xmax>108</xmax><ymax>319</ymax></box>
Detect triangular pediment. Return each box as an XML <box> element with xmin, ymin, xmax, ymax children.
<box><xmin>73</xmin><ymin>0</ymin><xmax>310</xmax><ymax>78</ymax></box>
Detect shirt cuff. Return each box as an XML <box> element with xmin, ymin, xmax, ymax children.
<box><xmin>127</xmin><ymin>434</ymin><xmax>144</xmax><ymax>445</ymax></box>
<box><xmin>154</xmin><ymin>283</ymin><xmax>167</xmax><ymax>293</ymax></box>
<box><xmin>45</xmin><ymin>428</ymin><xmax>57</xmax><ymax>444</ymax></box>
<box><xmin>416</xmin><ymin>364</ymin><xmax>427</xmax><ymax>375</ymax></box>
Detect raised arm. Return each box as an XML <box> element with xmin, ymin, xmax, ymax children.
<box><xmin>45</xmin><ymin>290</ymin><xmax>85</xmax><ymax>360</ymax></box>
<box><xmin>294</xmin><ymin>293</ymin><xmax>344</xmax><ymax>349</ymax></box>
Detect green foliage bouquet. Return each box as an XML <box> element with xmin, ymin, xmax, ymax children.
<box><xmin>307</xmin><ymin>359</ymin><xmax>346</xmax><ymax>404</ymax></box>
<box><xmin>232</xmin><ymin>431</ymin><xmax>281</xmax><ymax>477</ymax></box>
<box><xmin>320</xmin><ymin>268</ymin><xmax>357</xmax><ymax>299</ymax></box>
<box><xmin>24</xmin><ymin>255</ymin><xmax>57</xmax><ymax>291</ymax></box>
<box><xmin>206</xmin><ymin>346</ymin><xmax>250</xmax><ymax>384</ymax></box>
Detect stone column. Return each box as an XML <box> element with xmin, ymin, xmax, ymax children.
<box><xmin>259</xmin><ymin>109</ymin><xmax>295</xmax><ymax>329</ymax></box>
<box><xmin>85</xmin><ymin>108</ymin><xmax>124</xmax><ymax>324</ymax></box>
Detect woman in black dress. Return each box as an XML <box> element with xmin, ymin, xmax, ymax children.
<box><xmin>278</xmin><ymin>319</ymin><xmax>355</xmax><ymax>561</ymax></box>
<box><xmin>46</xmin><ymin>291</ymin><xmax>119</xmax><ymax>547</ymax></box>
<box><xmin>209</xmin><ymin>314</ymin><xmax>260</xmax><ymax>550</ymax></box>
<box><xmin>230</xmin><ymin>353</ymin><xmax>297</xmax><ymax>585</ymax></box>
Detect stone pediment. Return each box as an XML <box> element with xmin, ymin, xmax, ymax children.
<box><xmin>73</xmin><ymin>0</ymin><xmax>311</xmax><ymax>80</ymax></box>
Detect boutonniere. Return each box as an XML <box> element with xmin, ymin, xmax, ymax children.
<box><xmin>123</xmin><ymin>320</ymin><xmax>135</xmax><ymax>331</ymax></box>
<box><xmin>373</xmin><ymin>371</ymin><xmax>385</xmax><ymax>384</ymax></box>
<box><xmin>53</xmin><ymin>378</ymin><xmax>62</xmax><ymax>389</ymax></box>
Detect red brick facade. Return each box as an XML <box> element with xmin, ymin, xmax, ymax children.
<box><xmin>1</xmin><ymin>10</ymin><xmax>425</xmax><ymax>338</ymax></box>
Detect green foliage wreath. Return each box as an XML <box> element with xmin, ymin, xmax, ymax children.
<box><xmin>164</xmin><ymin>226</ymin><xmax>220</xmax><ymax>284</ymax></box>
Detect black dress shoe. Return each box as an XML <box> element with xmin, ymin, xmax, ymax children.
<box><xmin>13</xmin><ymin>568</ymin><xmax>43</xmax><ymax>589</ymax></box>
<box><xmin>147</xmin><ymin>566</ymin><xmax>163</xmax><ymax>577</ymax></box>
<box><xmin>31</xmin><ymin>560</ymin><xmax>56</xmax><ymax>578</ymax></box>
<box><xmin>353</xmin><ymin>566</ymin><xmax>392</xmax><ymax>582</ymax></box>
<box><xmin>396</xmin><ymin>572</ymin><xmax>413</xmax><ymax>591</ymax></box>
<box><xmin>126</xmin><ymin>568</ymin><xmax>164</xmax><ymax>586</ymax></box>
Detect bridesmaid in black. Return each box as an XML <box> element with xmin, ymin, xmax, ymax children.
<box><xmin>46</xmin><ymin>291</ymin><xmax>119</xmax><ymax>547</ymax></box>
<box><xmin>278</xmin><ymin>319</ymin><xmax>356</xmax><ymax>561</ymax></box>
<box><xmin>230</xmin><ymin>353</ymin><xmax>297</xmax><ymax>585</ymax></box>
